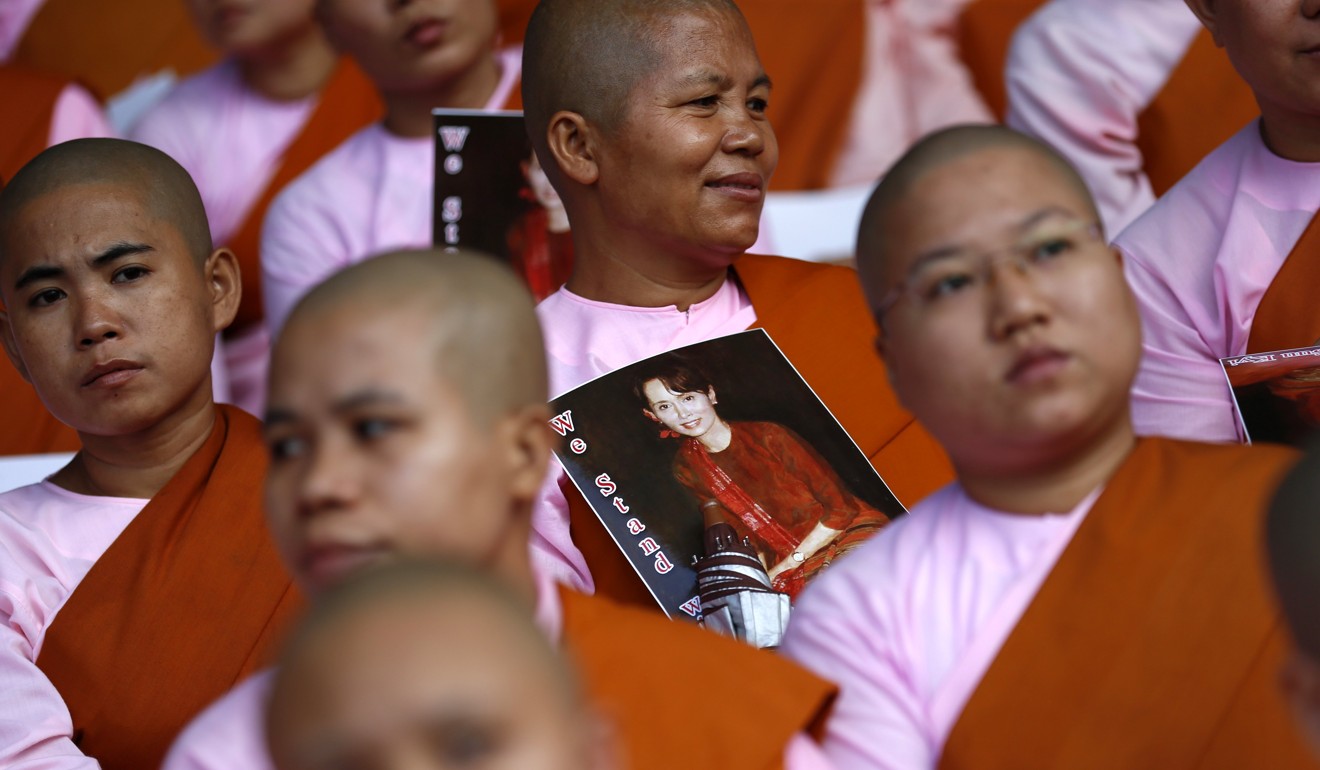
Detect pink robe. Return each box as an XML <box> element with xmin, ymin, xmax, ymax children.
<box><xmin>1005</xmin><ymin>0</ymin><xmax>1203</xmax><ymax>234</ymax></box>
<box><xmin>0</xmin><ymin>0</ymin><xmax>42</xmax><ymax>61</ymax></box>
<box><xmin>260</xmin><ymin>46</ymin><xmax>521</xmax><ymax>336</ymax></box>
<box><xmin>130</xmin><ymin>58</ymin><xmax>317</xmax><ymax>415</ymax></box>
<box><xmin>1116</xmin><ymin>122</ymin><xmax>1320</xmax><ymax>443</ymax></box>
<box><xmin>0</xmin><ymin>480</ymin><xmax>146</xmax><ymax>769</ymax></box>
<box><xmin>160</xmin><ymin>571</ymin><xmax>834</xmax><ymax>770</ymax></box>
<box><xmin>780</xmin><ymin>483</ymin><xmax>1095</xmax><ymax>769</ymax></box>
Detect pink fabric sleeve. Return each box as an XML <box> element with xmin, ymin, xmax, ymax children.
<box><xmin>782</xmin><ymin>732</ymin><xmax>839</xmax><ymax>770</ymax></box>
<box><xmin>160</xmin><ymin>670</ymin><xmax>275</xmax><ymax>770</ymax></box>
<box><xmin>1005</xmin><ymin>0</ymin><xmax>1202</xmax><ymax>235</ymax></box>
<box><xmin>527</xmin><ymin>467</ymin><xmax>593</xmax><ymax>595</ymax></box>
<box><xmin>780</xmin><ymin>575</ymin><xmax>935</xmax><ymax>770</ymax></box>
<box><xmin>46</xmin><ymin>84</ymin><xmax>115</xmax><ymax>146</ymax></box>
<box><xmin>0</xmin><ymin>595</ymin><xmax>97</xmax><ymax>769</ymax></box>
<box><xmin>1122</xmin><ymin>245</ymin><xmax>1243</xmax><ymax>443</ymax></box>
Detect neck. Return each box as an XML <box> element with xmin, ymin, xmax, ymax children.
<box><xmin>1258</xmin><ymin>107</ymin><xmax>1320</xmax><ymax>163</ymax></box>
<box><xmin>381</xmin><ymin>53</ymin><xmax>502</xmax><ymax>139</ymax></box>
<box><xmin>563</xmin><ymin>222</ymin><xmax>734</xmax><ymax>310</ymax></box>
<box><xmin>237</xmin><ymin>26</ymin><xmax>338</xmax><ymax>101</ymax></box>
<box><xmin>53</xmin><ymin>395</ymin><xmax>218</xmax><ymax>499</ymax></box>
<box><xmin>957</xmin><ymin>415</ymin><xmax>1136</xmax><ymax>515</ymax></box>
<box><xmin>494</xmin><ymin>518</ymin><xmax>540</xmax><ymax>610</ymax></box>
<box><xmin>697</xmin><ymin>420</ymin><xmax>733</xmax><ymax>452</ymax></box>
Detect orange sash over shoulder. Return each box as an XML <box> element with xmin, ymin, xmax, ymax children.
<box><xmin>939</xmin><ymin>438</ymin><xmax>1314</xmax><ymax>770</ymax></box>
<box><xmin>1247</xmin><ymin>213</ymin><xmax>1320</xmax><ymax>355</ymax></box>
<box><xmin>36</xmin><ymin>405</ymin><xmax>304</xmax><ymax>770</ymax></box>
<box><xmin>224</xmin><ymin>58</ymin><xmax>382</xmax><ymax>334</ymax></box>
<box><xmin>957</xmin><ymin>0</ymin><xmax>1255</xmax><ymax>195</ymax></box>
<box><xmin>561</xmin><ymin>587</ymin><xmax>834</xmax><ymax>770</ymax></box>
<box><xmin>0</xmin><ymin>67</ymin><xmax>82</xmax><ymax>455</ymax></box>
<box><xmin>12</xmin><ymin>0</ymin><xmax>216</xmax><ymax>101</ymax></box>
<box><xmin>567</xmin><ymin>255</ymin><xmax>954</xmax><ymax>609</ymax></box>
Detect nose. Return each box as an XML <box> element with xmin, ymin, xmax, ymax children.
<box><xmin>73</xmin><ymin>290</ymin><xmax>124</xmax><ymax>349</ymax></box>
<box><xmin>296</xmin><ymin>437</ymin><xmax>359</xmax><ymax>518</ymax></box>
<box><xmin>721</xmin><ymin>106</ymin><xmax>769</xmax><ymax>158</ymax></box>
<box><xmin>987</xmin><ymin>259</ymin><xmax>1050</xmax><ymax>341</ymax></box>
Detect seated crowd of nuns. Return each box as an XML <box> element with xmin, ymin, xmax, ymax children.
<box><xmin>2</xmin><ymin>0</ymin><xmax>1320</xmax><ymax>768</ymax></box>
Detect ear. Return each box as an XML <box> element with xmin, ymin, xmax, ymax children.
<box><xmin>642</xmin><ymin>409</ymin><xmax>659</xmax><ymax>423</ymax></box>
<box><xmin>874</xmin><ymin>331</ymin><xmax>902</xmax><ymax>393</ymax></box>
<box><xmin>1182</xmin><ymin>0</ymin><xmax>1223</xmax><ymax>46</ymax></box>
<box><xmin>546</xmin><ymin>111</ymin><xmax>600</xmax><ymax>186</ymax></box>
<box><xmin>706</xmin><ymin>386</ymin><xmax>718</xmax><ymax>405</ymax></box>
<box><xmin>1281</xmin><ymin>650</ymin><xmax>1320</xmax><ymax>753</ymax></box>
<box><xmin>503</xmin><ymin>404</ymin><xmax>557</xmax><ymax>503</ymax></box>
<box><xmin>204</xmin><ymin>247</ymin><xmax>242</xmax><ymax>334</ymax></box>
<box><xmin>0</xmin><ymin>309</ymin><xmax>31</xmax><ymax>383</ymax></box>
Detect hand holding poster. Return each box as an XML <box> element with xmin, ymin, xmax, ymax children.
<box><xmin>549</xmin><ymin>330</ymin><xmax>905</xmax><ymax>646</ymax></box>
<box><xmin>1220</xmin><ymin>344</ymin><xmax>1320</xmax><ymax>445</ymax></box>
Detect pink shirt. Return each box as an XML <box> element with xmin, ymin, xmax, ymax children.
<box><xmin>780</xmin><ymin>484</ymin><xmax>1095</xmax><ymax>769</ymax></box>
<box><xmin>531</xmin><ymin>280</ymin><xmax>757</xmax><ymax>593</ymax></box>
<box><xmin>0</xmin><ymin>480</ymin><xmax>147</xmax><ymax>769</ymax></box>
<box><xmin>1005</xmin><ymin>0</ymin><xmax>1203</xmax><ymax>235</ymax></box>
<box><xmin>260</xmin><ymin>46</ymin><xmax>522</xmax><ymax>335</ymax></box>
<box><xmin>829</xmin><ymin>0</ymin><xmax>992</xmax><ymax>188</ymax></box>
<box><xmin>162</xmin><ymin>570</ymin><xmax>833</xmax><ymax>770</ymax></box>
<box><xmin>0</xmin><ymin>0</ymin><xmax>42</xmax><ymax>61</ymax></box>
<box><xmin>1117</xmin><ymin>122</ymin><xmax>1320</xmax><ymax>442</ymax></box>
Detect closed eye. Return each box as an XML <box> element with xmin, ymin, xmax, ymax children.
<box><xmin>922</xmin><ymin>272</ymin><xmax>976</xmax><ymax>301</ymax></box>
<box><xmin>1029</xmin><ymin>237</ymin><xmax>1077</xmax><ymax>262</ymax></box>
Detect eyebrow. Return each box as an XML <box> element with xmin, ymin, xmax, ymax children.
<box><xmin>13</xmin><ymin>241</ymin><xmax>154</xmax><ymax>291</ymax></box>
<box><xmin>906</xmin><ymin>206</ymin><xmax>1078</xmax><ymax>276</ymax></box>
<box><xmin>263</xmin><ymin>389</ymin><xmax>408</xmax><ymax>428</ymax></box>
<box><xmin>678</xmin><ymin>71</ymin><xmax>773</xmax><ymax>91</ymax></box>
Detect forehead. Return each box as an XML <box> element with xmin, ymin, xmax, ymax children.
<box><xmin>880</xmin><ymin>147</ymin><xmax>1091</xmax><ymax>272</ymax></box>
<box><xmin>622</xmin><ymin>7</ymin><xmax>762</xmax><ymax>96</ymax></box>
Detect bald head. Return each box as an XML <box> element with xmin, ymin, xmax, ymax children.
<box><xmin>521</xmin><ymin>0</ymin><xmax>742</xmax><ymax>169</ymax></box>
<box><xmin>855</xmin><ymin>124</ymin><xmax>1099</xmax><ymax>313</ymax></box>
<box><xmin>281</xmin><ymin>249</ymin><xmax>547</xmax><ymax>424</ymax></box>
<box><xmin>0</xmin><ymin>138</ymin><xmax>212</xmax><ymax>269</ymax></box>
<box><xmin>1267</xmin><ymin>445</ymin><xmax>1320</xmax><ymax>660</ymax></box>
<box><xmin>267</xmin><ymin>560</ymin><xmax>597</xmax><ymax>770</ymax></box>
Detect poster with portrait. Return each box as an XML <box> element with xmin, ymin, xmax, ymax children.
<box><xmin>1220</xmin><ymin>345</ymin><xmax>1320</xmax><ymax>445</ymax></box>
<box><xmin>549</xmin><ymin>330</ymin><xmax>906</xmax><ymax>621</ymax></box>
<box><xmin>431</xmin><ymin>109</ymin><xmax>573</xmax><ymax>301</ymax></box>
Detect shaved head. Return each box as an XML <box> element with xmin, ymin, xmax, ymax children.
<box><xmin>282</xmin><ymin>249</ymin><xmax>547</xmax><ymax>424</ymax></box>
<box><xmin>1267</xmin><ymin>445</ymin><xmax>1320</xmax><ymax>660</ymax></box>
<box><xmin>267</xmin><ymin>560</ymin><xmax>598</xmax><ymax>770</ymax></box>
<box><xmin>521</xmin><ymin>0</ymin><xmax>742</xmax><ymax>168</ymax></box>
<box><xmin>0</xmin><ymin>138</ymin><xmax>213</xmax><ymax>269</ymax></box>
<box><xmin>855</xmin><ymin>124</ymin><xmax>1099</xmax><ymax>313</ymax></box>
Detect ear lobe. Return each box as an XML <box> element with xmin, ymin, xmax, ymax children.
<box><xmin>205</xmin><ymin>248</ymin><xmax>242</xmax><ymax>334</ymax></box>
<box><xmin>1181</xmin><ymin>0</ymin><xmax>1222</xmax><ymax>46</ymax></box>
<box><xmin>546</xmin><ymin>111</ymin><xmax>600</xmax><ymax>186</ymax></box>
<box><xmin>0</xmin><ymin>310</ymin><xmax>31</xmax><ymax>383</ymax></box>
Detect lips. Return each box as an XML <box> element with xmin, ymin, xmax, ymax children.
<box><xmin>82</xmin><ymin>359</ymin><xmax>144</xmax><ymax>388</ymax></box>
<box><xmin>705</xmin><ymin>172</ymin><xmax>764</xmax><ymax>202</ymax></box>
<box><xmin>404</xmin><ymin>16</ymin><xmax>447</xmax><ymax>48</ymax></box>
<box><xmin>1006</xmin><ymin>346</ymin><xmax>1072</xmax><ymax>386</ymax></box>
<box><xmin>301</xmin><ymin>541</ymin><xmax>390</xmax><ymax>588</ymax></box>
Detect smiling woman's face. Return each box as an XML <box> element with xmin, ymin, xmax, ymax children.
<box><xmin>641</xmin><ymin>379</ymin><xmax>722</xmax><ymax>439</ymax></box>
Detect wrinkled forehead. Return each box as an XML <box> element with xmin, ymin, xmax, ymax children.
<box><xmin>616</xmin><ymin>6</ymin><xmax>761</xmax><ymax>103</ymax></box>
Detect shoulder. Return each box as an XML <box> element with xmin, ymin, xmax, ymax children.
<box><xmin>561</xmin><ymin>589</ymin><xmax>834</xmax><ymax>753</ymax></box>
<box><xmin>735</xmin><ymin>253</ymin><xmax>860</xmax><ymax>297</ymax></box>
<box><xmin>162</xmin><ymin>669</ymin><xmax>276</xmax><ymax>770</ymax></box>
<box><xmin>272</xmin><ymin>124</ymin><xmax>380</xmax><ymax>210</ymax></box>
<box><xmin>131</xmin><ymin>60</ymin><xmax>239</xmax><ymax>140</ymax></box>
<box><xmin>1144</xmin><ymin>436</ymin><xmax>1297</xmax><ymax>483</ymax></box>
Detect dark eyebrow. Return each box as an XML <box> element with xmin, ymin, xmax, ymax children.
<box><xmin>678</xmin><ymin>71</ymin><xmax>772</xmax><ymax>92</ymax></box>
<box><xmin>263</xmin><ymin>389</ymin><xmax>407</xmax><ymax>429</ymax></box>
<box><xmin>13</xmin><ymin>242</ymin><xmax>155</xmax><ymax>292</ymax></box>
<box><xmin>906</xmin><ymin>206</ymin><xmax>1082</xmax><ymax>276</ymax></box>
<box><xmin>752</xmin><ymin>73</ymin><xmax>772</xmax><ymax>91</ymax></box>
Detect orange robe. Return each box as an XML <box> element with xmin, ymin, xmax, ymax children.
<box><xmin>1246</xmin><ymin>213</ymin><xmax>1320</xmax><ymax>355</ymax></box>
<box><xmin>223</xmin><ymin>58</ymin><xmax>382</xmax><ymax>335</ymax></box>
<box><xmin>566</xmin><ymin>254</ymin><xmax>954</xmax><ymax>609</ymax></box>
<box><xmin>561</xmin><ymin>587</ymin><xmax>834</xmax><ymax>770</ymax></box>
<box><xmin>497</xmin><ymin>0</ymin><xmax>863</xmax><ymax>191</ymax></box>
<box><xmin>938</xmin><ymin>438</ymin><xmax>1315</xmax><ymax>769</ymax></box>
<box><xmin>11</xmin><ymin>0</ymin><xmax>217</xmax><ymax>101</ymax></box>
<box><xmin>957</xmin><ymin>0</ymin><xmax>1256</xmax><ymax>195</ymax></box>
<box><xmin>0</xmin><ymin>66</ymin><xmax>82</xmax><ymax>455</ymax></box>
<box><xmin>35</xmin><ymin>405</ymin><xmax>303</xmax><ymax>770</ymax></box>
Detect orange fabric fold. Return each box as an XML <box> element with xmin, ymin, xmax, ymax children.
<box><xmin>36</xmin><ymin>405</ymin><xmax>304</xmax><ymax>770</ymax></box>
<box><xmin>567</xmin><ymin>255</ymin><xmax>954</xmax><ymax>609</ymax></box>
<box><xmin>561</xmin><ymin>587</ymin><xmax>834</xmax><ymax>770</ymax></box>
<box><xmin>0</xmin><ymin>67</ymin><xmax>82</xmax><ymax>455</ymax></box>
<box><xmin>938</xmin><ymin>438</ymin><xmax>1314</xmax><ymax>769</ymax></box>
<box><xmin>1247</xmin><ymin>213</ymin><xmax>1320</xmax><ymax>355</ymax></box>
<box><xmin>12</xmin><ymin>0</ymin><xmax>217</xmax><ymax>101</ymax></box>
<box><xmin>957</xmin><ymin>1</ymin><xmax>1254</xmax><ymax>196</ymax></box>
<box><xmin>224</xmin><ymin>58</ymin><xmax>382</xmax><ymax>334</ymax></box>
